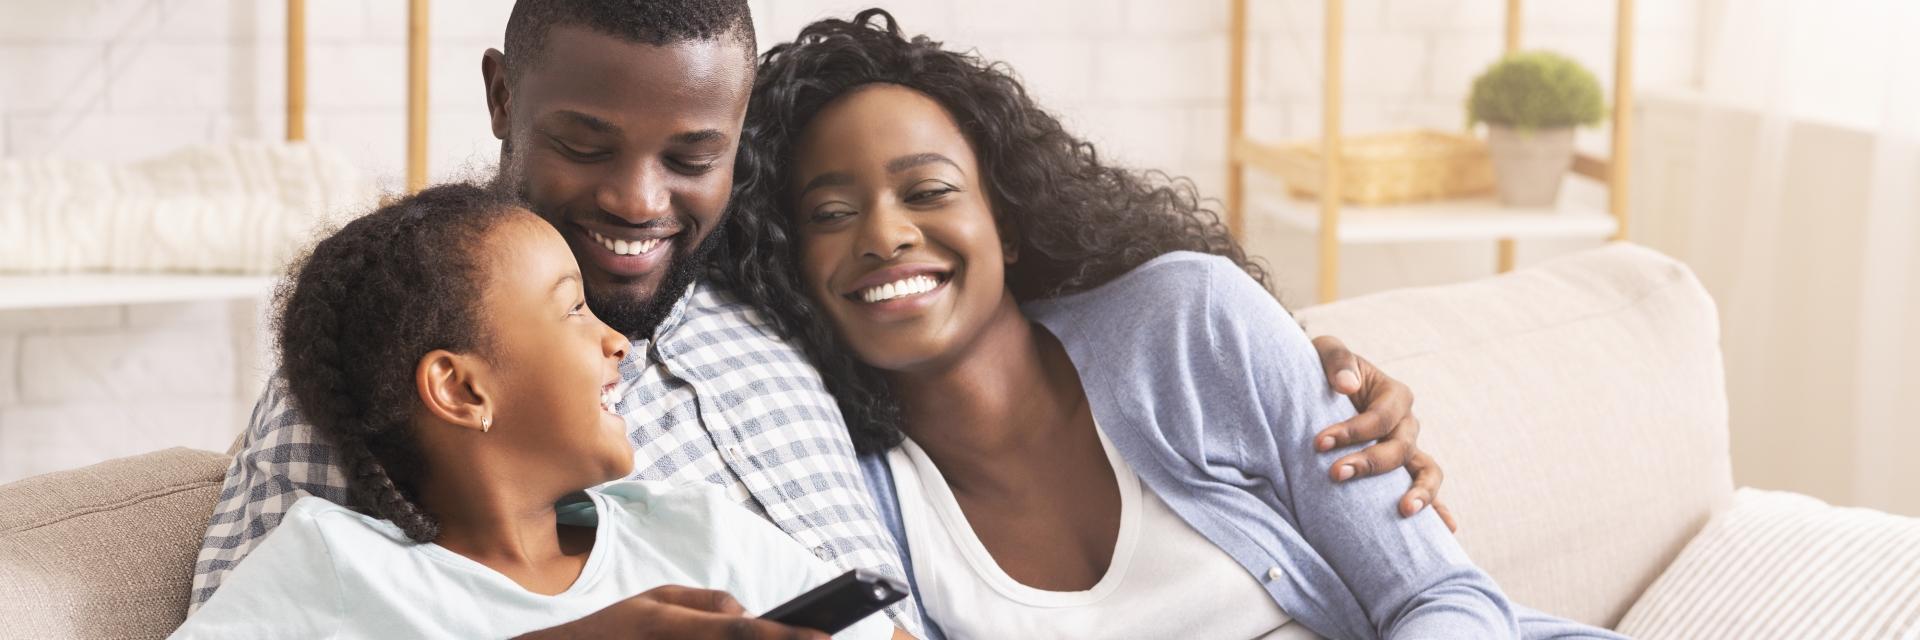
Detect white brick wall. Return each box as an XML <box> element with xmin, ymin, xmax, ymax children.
<box><xmin>0</xmin><ymin>0</ymin><xmax>1703</xmax><ymax>481</ymax></box>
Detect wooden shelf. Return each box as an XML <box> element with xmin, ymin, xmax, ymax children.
<box><xmin>1252</xmin><ymin>176</ymin><xmax>1618</xmax><ymax>244</ymax></box>
<box><xmin>0</xmin><ymin>274</ymin><xmax>278</xmax><ymax>311</ymax></box>
<box><xmin>1226</xmin><ymin>0</ymin><xmax>1636</xmax><ymax>301</ymax></box>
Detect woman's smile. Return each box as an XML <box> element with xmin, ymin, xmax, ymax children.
<box><xmin>841</xmin><ymin>263</ymin><xmax>955</xmax><ymax>321</ymax></box>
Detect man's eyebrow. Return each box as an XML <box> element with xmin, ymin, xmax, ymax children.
<box><xmin>544</xmin><ymin>110</ymin><xmax>619</xmax><ymax>135</ymax></box>
<box><xmin>670</xmin><ymin>129</ymin><xmax>727</xmax><ymax>145</ymax></box>
<box><xmin>797</xmin><ymin>172</ymin><xmax>855</xmax><ymax>199</ymax></box>
<box><xmin>886</xmin><ymin>153</ymin><xmax>961</xmax><ymax>175</ymax></box>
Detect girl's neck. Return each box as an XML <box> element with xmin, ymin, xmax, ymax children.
<box><xmin>417</xmin><ymin>458</ymin><xmax>596</xmax><ymax>595</ymax></box>
<box><xmin>890</xmin><ymin>296</ymin><xmax>1091</xmax><ymax>495</ymax></box>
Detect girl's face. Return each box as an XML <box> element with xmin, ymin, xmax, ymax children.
<box><xmin>467</xmin><ymin>211</ymin><xmax>635</xmax><ymax>485</ymax></box>
<box><xmin>788</xmin><ymin>84</ymin><xmax>1012</xmax><ymax>374</ymax></box>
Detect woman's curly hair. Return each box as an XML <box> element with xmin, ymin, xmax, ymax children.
<box><xmin>274</xmin><ymin>183</ymin><xmax>520</xmax><ymax>543</ymax></box>
<box><xmin>720</xmin><ymin>8</ymin><xmax>1270</xmax><ymax>454</ymax></box>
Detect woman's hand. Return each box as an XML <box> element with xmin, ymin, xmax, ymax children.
<box><xmin>1310</xmin><ymin>335</ymin><xmax>1458</xmax><ymax>532</ymax></box>
<box><xmin>513</xmin><ymin>585</ymin><xmax>829</xmax><ymax>640</ymax></box>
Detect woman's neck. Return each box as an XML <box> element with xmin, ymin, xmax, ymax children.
<box><xmin>889</xmin><ymin>297</ymin><xmax>1092</xmax><ymax>497</ymax></box>
<box><xmin>416</xmin><ymin>451</ymin><xmax>595</xmax><ymax>595</ymax></box>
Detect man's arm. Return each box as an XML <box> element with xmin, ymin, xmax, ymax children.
<box><xmin>189</xmin><ymin>374</ymin><xmax>351</xmax><ymax>611</ymax></box>
<box><xmin>1309</xmin><ymin>335</ymin><xmax>1458</xmax><ymax>532</ymax></box>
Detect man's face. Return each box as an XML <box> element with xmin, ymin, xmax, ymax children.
<box><xmin>485</xmin><ymin>25</ymin><xmax>752</xmax><ymax>336</ymax></box>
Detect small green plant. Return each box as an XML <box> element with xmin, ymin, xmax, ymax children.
<box><xmin>1467</xmin><ymin>51</ymin><xmax>1606</xmax><ymax>131</ymax></box>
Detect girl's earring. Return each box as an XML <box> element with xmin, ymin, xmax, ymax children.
<box><xmin>482</xmin><ymin>415</ymin><xmax>492</xmax><ymax>433</ymax></box>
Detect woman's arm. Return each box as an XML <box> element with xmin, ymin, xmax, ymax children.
<box><xmin>1196</xmin><ymin>258</ymin><xmax>1519</xmax><ymax>638</ymax></box>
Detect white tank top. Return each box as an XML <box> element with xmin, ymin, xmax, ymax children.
<box><xmin>888</xmin><ymin>429</ymin><xmax>1320</xmax><ymax>639</ymax></box>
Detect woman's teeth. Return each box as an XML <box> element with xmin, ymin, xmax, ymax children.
<box><xmin>859</xmin><ymin>275</ymin><xmax>940</xmax><ymax>303</ymax></box>
<box><xmin>589</xmin><ymin>230</ymin><xmax>664</xmax><ymax>257</ymax></box>
<box><xmin>600</xmin><ymin>387</ymin><xmax>618</xmax><ymax>413</ymax></box>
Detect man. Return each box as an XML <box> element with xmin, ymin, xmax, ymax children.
<box><xmin>192</xmin><ymin>1</ymin><xmax>1445</xmax><ymax>637</ymax></box>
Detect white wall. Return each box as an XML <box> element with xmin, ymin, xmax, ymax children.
<box><xmin>0</xmin><ymin>0</ymin><xmax>1702</xmax><ymax>481</ymax></box>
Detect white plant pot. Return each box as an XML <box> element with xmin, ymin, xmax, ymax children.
<box><xmin>1487</xmin><ymin>125</ymin><xmax>1576</xmax><ymax>207</ymax></box>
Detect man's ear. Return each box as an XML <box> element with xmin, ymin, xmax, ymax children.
<box><xmin>416</xmin><ymin>349</ymin><xmax>492</xmax><ymax>433</ymax></box>
<box><xmin>482</xmin><ymin>49</ymin><xmax>512</xmax><ymax>140</ymax></box>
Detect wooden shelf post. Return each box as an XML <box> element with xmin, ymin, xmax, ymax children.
<box><xmin>1319</xmin><ymin>0</ymin><xmax>1345</xmax><ymax>302</ymax></box>
<box><xmin>1227</xmin><ymin>0</ymin><xmax>1248</xmax><ymax>239</ymax></box>
<box><xmin>1497</xmin><ymin>0</ymin><xmax>1522</xmax><ymax>273</ymax></box>
<box><xmin>1610</xmin><ymin>0</ymin><xmax>1635</xmax><ymax>241</ymax></box>
<box><xmin>407</xmin><ymin>0</ymin><xmax>430</xmax><ymax>193</ymax></box>
<box><xmin>286</xmin><ymin>0</ymin><xmax>306</xmax><ymax>142</ymax></box>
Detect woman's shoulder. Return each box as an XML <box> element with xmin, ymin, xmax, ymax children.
<box><xmin>1027</xmin><ymin>251</ymin><xmax>1285</xmax><ymax>347</ymax></box>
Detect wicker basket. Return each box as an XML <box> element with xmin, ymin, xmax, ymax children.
<box><xmin>1272</xmin><ymin>130</ymin><xmax>1495</xmax><ymax>205</ymax></box>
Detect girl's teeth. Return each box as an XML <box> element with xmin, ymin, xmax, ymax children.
<box><xmin>860</xmin><ymin>275</ymin><xmax>940</xmax><ymax>303</ymax></box>
<box><xmin>589</xmin><ymin>230</ymin><xmax>662</xmax><ymax>256</ymax></box>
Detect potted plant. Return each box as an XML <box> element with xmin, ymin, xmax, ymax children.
<box><xmin>1467</xmin><ymin>51</ymin><xmax>1606</xmax><ymax>207</ymax></box>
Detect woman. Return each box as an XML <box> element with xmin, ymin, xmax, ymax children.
<box><xmin>731</xmin><ymin>10</ymin><xmax>1623</xmax><ymax>640</ymax></box>
<box><xmin>173</xmin><ymin>184</ymin><xmax>898</xmax><ymax>639</ymax></box>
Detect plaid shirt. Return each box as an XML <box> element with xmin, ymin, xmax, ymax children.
<box><xmin>190</xmin><ymin>279</ymin><xmax>920</xmax><ymax>632</ymax></box>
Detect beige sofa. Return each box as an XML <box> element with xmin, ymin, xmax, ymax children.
<box><xmin>1</xmin><ymin>244</ymin><xmax>1898</xmax><ymax>638</ymax></box>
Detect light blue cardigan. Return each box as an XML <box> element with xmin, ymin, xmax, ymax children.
<box><xmin>859</xmin><ymin>252</ymin><xmax>1622</xmax><ymax>640</ymax></box>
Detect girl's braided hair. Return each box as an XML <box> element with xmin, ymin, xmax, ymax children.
<box><xmin>274</xmin><ymin>183</ymin><xmax>520</xmax><ymax>543</ymax></box>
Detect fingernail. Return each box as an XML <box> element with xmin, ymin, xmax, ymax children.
<box><xmin>1336</xmin><ymin>370</ymin><xmax>1360</xmax><ymax>391</ymax></box>
<box><xmin>1335</xmin><ymin>465</ymin><xmax>1355</xmax><ymax>481</ymax></box>
<box><xmin>1410</xmin><ymin>498</ymin><xmax>1425</xmax><ymax>512</ymax></box>
<box><xmin>1319</xmin><ymin>436</ymin><xmax>1335</xmax><ymax>451</ymax></box>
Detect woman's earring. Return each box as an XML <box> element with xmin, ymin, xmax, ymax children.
<box><xmin>481</xmin><ymin>415</ymin><xmax>492</xmax><ymax>433</ymax></box>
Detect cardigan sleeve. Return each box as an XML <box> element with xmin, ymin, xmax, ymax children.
<box><xmin>1190</xmin><ymin>254</ymin><xmax>1522</xmax><ymax>639</ymax></box>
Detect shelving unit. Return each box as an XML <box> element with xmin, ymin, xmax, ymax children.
<box><xmin>1226</xmin><ymin>0</ymin><xmax>1636</xmax><ymax>301</ymax></box>
<box><xmin>0</xmin><ymin>0</ymin><xmax>431</xmax><ymax>312</ymax></box>
<box><xmin>0</xmin><ymin>274</ymin><xmax>278</xmax><ymax>311</ymax></box>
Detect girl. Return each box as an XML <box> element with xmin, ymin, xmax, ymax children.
<box><xmin>731</xmin><ymin>10</ymin><xmax>1623</xmax><ymax>640</ymax></box>
<box><xmin>173</xmin><ymin>184</ymin><xmax>896</xmax><ymax>639</ymax></box>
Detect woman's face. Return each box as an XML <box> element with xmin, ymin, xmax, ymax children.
<box><xmin>789</xmin><ymin>84</ymin><xmax>1012</xmax><ymax>374</ymax></box>
<box><xmin>467</xmin><ymin>211</ymin><xmax>635</xmax><ymax>484</ymax></box>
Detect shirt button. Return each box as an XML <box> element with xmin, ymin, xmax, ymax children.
<box><xmin>813</xmin><ymin>545</ymin><xmax>830</xmax><ymax>559</ymax></box>
<box><xmin>1266</xmin><ymin>567</ymin><xmax>1283</xmax><ymax>581</ymax></box>
<box><xmin>726</xmin><ymin>446</ymin><xmax>743</xmax><ymax>461</ymax></box>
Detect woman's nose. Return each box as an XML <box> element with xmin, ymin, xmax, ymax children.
<box><xmin>857</xmin><ymin>203</ymin><xmax>923</xmax><ymax>260</ymax></box>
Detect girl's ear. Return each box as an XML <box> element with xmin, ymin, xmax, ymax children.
<box><xmin>416</xmin><ymin>350</ymin><xmax>493</xmax><ymax>433</ymax></box>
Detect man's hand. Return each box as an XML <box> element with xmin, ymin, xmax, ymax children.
<box><xmin>1310</xmin><ymin>335</ymin><xmax>1458</xmax><ymax>532</ymax></box>
<box><xmin>513</xmin><ymin>585</ymin><xmax>829</xmax><ymax>640</ymax></box>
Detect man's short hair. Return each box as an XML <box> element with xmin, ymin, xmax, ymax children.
<box><xmin>503</xmin><ymin>0</ymin><xmax>756</xmax><ymax>81</ymax></box>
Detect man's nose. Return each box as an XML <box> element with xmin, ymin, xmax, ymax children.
<box><xmin>596</xmin><ymin>159</ymin><xmax>671</xmax><ymax>223</ymax></box>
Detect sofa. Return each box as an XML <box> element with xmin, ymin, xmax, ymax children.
<box><xmin>4</xmin><ymin>243</ymin><xmax>1916</xmax><ymax>639</ymax></box>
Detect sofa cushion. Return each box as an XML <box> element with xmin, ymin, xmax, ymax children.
<box><xmin>0</xmin><ymin>447</ymin><xmax>229</xmax><ymax>639</ymax></box>
<box><xmin>1294</xmin><ymin>242</ymin><xmax>1734</xmax><ymax>628</ymax></box>
<box><xmin>1615</xmin><ymin>488</ymin><xmax>1920</xmax><ymax>639</ymax></box>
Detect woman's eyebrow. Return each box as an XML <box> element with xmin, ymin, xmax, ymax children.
<box><xmin>885</xmin><ymin>152</ymin><xmax>961</xmax><ymax>175</ymax></box>
<box><xmin>797</xmin><ymin>172</ymin><xmax>854</xmax><ymax>199</ymax></box>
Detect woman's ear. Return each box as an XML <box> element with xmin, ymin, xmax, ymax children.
<box><xmin>995</xmin><ymin>217</ymin><xmax>1021</xmax><ymax>265</ymax></box>
<box><xmin>416</xmin><ymin>350</ymin><xmax>493</xmax><ymax>433</ymax></box>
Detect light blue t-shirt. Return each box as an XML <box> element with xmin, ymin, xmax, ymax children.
<box><xmin>172</xmin><ymin>481</ymin><xmax>892</xmax><ymax>639</ymax></box>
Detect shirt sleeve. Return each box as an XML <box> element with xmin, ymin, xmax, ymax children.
<box><xmin>1195</xmin><ymin>258</ymin><xmax>1522</xmax><ymax>639</ymax></box>
<box><xmin>188</xmin><ymin>373</ymin><xmax>351</xmax><ymax>612</ymax></box>
<box><xmin>702</xmin><ymin>490</ymin><xmax>898</xmax><ymax>640</ymax></box>
<box><xmin>171</xmin><ymin>500</ymin><xmax>346</xmax><ymax>639</ymax></box>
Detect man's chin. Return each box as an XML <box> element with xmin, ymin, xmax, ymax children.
<box><xmin>582</xmin><ymin>231</ymin><xmax>721</xmax><ymax>337</ymax></box>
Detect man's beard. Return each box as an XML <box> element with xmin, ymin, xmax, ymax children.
<box><xmin>493</xmin><ymin>138</ymin><xmax>726</xmax><ymax>338</ymax></box>
<box><xmin>586</xmin><ymin>225</ymin><xmax>723</xmax><ymax>338</ymax></box>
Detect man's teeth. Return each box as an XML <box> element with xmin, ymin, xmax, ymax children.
<box><xmin>589</xmin><ymin>230</ymin><xmax>664</xmax><ymax>256</ymax></box>
<box><xmin>859</xmin><ymin>275</ymin><xmax>940</xmax><ymax>303</ymax></box>
<box><xmin>600</xmin><ymin>388</ymin><xmax>617</xmax><ymax>412</ymax></box>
